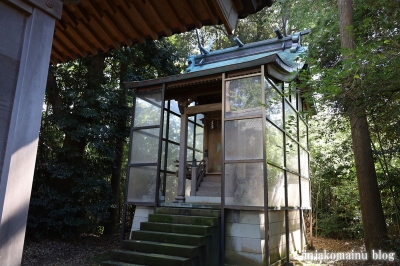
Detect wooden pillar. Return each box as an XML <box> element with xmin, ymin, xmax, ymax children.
<box><xmin>0</xmin><ymin>1</ymin><xmax>62</xmax><ymax>265</ymax></box>
<box><xmin>175</xmin><ymin>99</ymin><xmax>190</xmax><ymax>202</ymax></box>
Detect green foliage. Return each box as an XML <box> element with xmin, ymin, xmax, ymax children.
<box><xmin>28</xmin><ymin>39</ymin><xmax>181</xmax><ymax>238</ymax></box>
<box><xmin>309</xmin><ymin>112</ymin><xmax>363</xmax><ymax>239</ymax></box>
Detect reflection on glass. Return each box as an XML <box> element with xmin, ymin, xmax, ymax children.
<box><xmin>285</xmin><ymin>101</ymin><xmax>297</xmax><ymax>139</ymax></box>
<box><xmin>188</xmin><ymin>121</ymin><xmax>194</xmax><ymax>148</ymax></box>
<box><xmin>225</xmin><ymin>76</ymin><xmax>262</xmax><ymax>118</ymax></box>
<box><xmin>267</xmin><ymin>164</ymin><xmax>285</xmax><ymax>207</ymax></box>
<box><xmin>300</xmin><ymin>148</ymin><xmax>309</xmax><ymax>178</ymax></box>
<box><xmin>266</xmin><ymin>122</ymin><xmax>284</xmax><ymax>167</ymax></box>
<box><xmin>168</xmin><ymin>114</ymin><xmax>181</xmax><ymax>143</ymax></box>
<box><xmin>265</xmin><ymin>81</ymin><xmax>283</xmax><ymax>128</ymax></box>
<box><xmin>165</xmin><ymin>174</ymin><xmax>178</xmax><ymax>203</ymax></box>
<box><xmin>195</xmin><ymin>151</ymin><xmax>204</xmax><ymax>161</ymax></box>
<box><xmin>287</xmin><ymin>172</ymin><xmax>300</xmax><ymax>207</ymax></box>
<box><xmin>299</xmin><ymin>118</ymin><xmax>307</xmax><ymax>148</ymax></box>
<box><xmin>163</xmin><ymin>110</ymin><xmax>167</xmax><ymax>139</ymax></box>
<box><xmin>286</xmin><ymin>137</ymin><xmax>299</xmax><ymax>173</ymax></box>
<box><xmin>134</xmin><ymin>93</ymin><xmax>162</xmax><ymax>127</ymax></box>
<box><xmin>225</xmin><ymin>163</ymin><xmax>264</xmax><ymax>206</ymax></box>
<box><xmin>301</xmin><ymin>178</ymin><xmax>311</xmax><ymax>207</ymax></box>
<box><xmin>131</xmin><ymin>128</ymin><xmax>159</xmax><ymax>164</ymax></box>
<box><xmin>187</xmin><ymin>149</ymin><xmax>194</xmax><ymax>162</ymax></box>
<box><xmin>167</xmin><ymin>143</ymin><xmax>179</xmax><ymax>171</ymax></box>
<box><xmin>291</xmin><ymin>89</ymin><xmax>297</xmax><ymax>108</ymax></box>
<box><xmin>196</xmin><ymin>114</ymin><xmax>204</xmax><ymax>125</ymax></box>
<box><xmin>160</xmin><ymin>140</ymin><xmax>166</xmax><ymax>170</ymax></box>
<box><xmin>225</xmin><ymin>118</ymin><xmax>263</xmax><ymax>160</ymax></box>
<box><xmin>195</xmin><ymin>125</ymin><xmax>204</xmax><ymax>151</ymax></box>
<box><xmin>267</xmin><ymin>79</ymin><xmax>282</xmax><ymax>92</ymax></box>
<box><xmin>169</xmin><ymin>100</ymin><xmax>180</xmax><ymax>114</ymax></box>
<box><xmin>128</xmin><ymin>166</ymin><xmax>157</xmax><ymax>202</ymax></box>
<box><xmin>158</xmin><ymin>172</ymin><xmax>165</xmax><ymax>203</ymax></box>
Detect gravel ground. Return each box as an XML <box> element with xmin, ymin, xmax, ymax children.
<box><xmin>22</xmin><ymin>233</ymin><xmax>120</xmax><ymax>266</ymax></box>
<box><xmin>22</xmin><ymin>235</ymin><xmax>399</xmax><ymax>266</ymax></box>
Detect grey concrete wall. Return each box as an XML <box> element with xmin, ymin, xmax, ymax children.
<box><xmin>269</xmin><ymin>210</ymin><xmax>302</xmax><ymax>264</ymax></box>
<box><xmin>225</xmin><ymin>209</ymin><xmax>303</xmax><ymax>266</ymax></box>
<box><xmin>0</xmin><ymin>1</ymin><xmax>61</xmax><ymax>265</ymax></box>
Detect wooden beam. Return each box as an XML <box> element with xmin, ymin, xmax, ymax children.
<box><xmin>65</xmin><ymin>23</ymin><xmax>98</xmax><ymax>55</ymax></box>
<box><xmin>101</xmin><ymin>14</ymin><xmax>133</xmax><ymax>47</ymax></box>
<box><xmin>90</xmin><ymin>15</ymin><xmax>120</xmax><ymax>50</ymax></box>
<box><xmin>181</xmin><ymin>0</ymin><xmax>203</xmax><ymax>29</ymax></box>
<box><xmin>77</xmin><ymin>19</ymin><xmax>108</xmax><ymax>52</ymax></box>
<box><xmin>114</xmin><ymin>4</ymin><xmax>146</xmax><ymax>43</ymax></box>
<box><xmin>165</xmin><ymin>0</ymin><xmax>187</xmax><ymax>33</ymax></box>
<box><xmin>186</xmin><ymin>103</ymin><xmax>222</xmax><ymax>115</ymax></box>
<box><xmin>202</xmin><ymin>1</ymin><xmax>219</xmax><ymax>24</ymax></box>
<box><xmin>129</xmin><ymin>1</ymin><xmax>159</xmax><ymax>40</ymax></box>
<box><xmin>52</xmin><ymin>35</ymin><xmax>78</xmax><ymax>61</ymax></box>
<box><xmin>146</xmin><ymin>1</ymin><xmax>173</xmax><ymax>36</ymax></box>
<box><xmin>212</xmin><ymin>0</ymin><xmax>239</xmax><ymax>35</ymax></box>
<box><xmin>56</xmin><ymin>27</ymin><xmax>87</xmax><ymax>58</ymax></box>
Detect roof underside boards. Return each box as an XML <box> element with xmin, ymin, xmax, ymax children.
<box><xmin>52</xmin><ymin>0</ymin><xmax>273</xmax><ymax>64</ymax></box>
<box><xmin>125</xmin><ymin>30</ymin><xmax>309</xmax><ymax>92</ymax></box>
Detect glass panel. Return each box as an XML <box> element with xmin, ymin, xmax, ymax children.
<box><xmin>225</xmin><ymin>118</ymin><xmax>263</xmax><ymax>160</ymax></box>
<box><xmin>160</xmin><ymin>140</ymin><xmax>166</xmax><ymax>170</ymax></box>
<box><xmin>301</xmin><ymin>178</ymin><xmax>311</xmax><ymax>207</ymax></box>
<box><xmin>225</xmin><ymin>163</ymin><xmax>264</xmax><ymax>206</ymax></box>
<box><xmin>285</xmin><ymin>101</ymin><xmax>297</xmax><ymax>139</ymax></box>
<box><xmin>195</xmin><ymin>151</ymin><xmax>204</xmax><ymax>161</ymax></box>
<box><xmin>286</xmin><ymin>137</ymin><xmax>299</xmax><ymax>173</ymax></box>
<box><xmin>267</xmin><ymin>164</ymin><xmax>285</xmax><ymax>207</ymax></box>
<box><xmin>267</xmin><ymin>78</ymin><xmax>282</xmax><ymax>93</ymax></box>
<box><xmin>158</xmin><ymin>172</ymin><xmax>165</xmax><ymax>203</ymax></box>
<box><xmin>195</xmin><ymin>125</ymin><xmax>204</xmax><ymax>151</ymax></box>
<box><xmin>287</xmin><ymin>173</ymin><xmax>300</xmax><ymax>207</ymax></box>
<box><xmin>168</xmin><ymin>113</ymin><xmax>181</xmax><ymax>143</ymax></box>
<box><xmin>299</xmin><ymin>118</ymin><xmax>307</xmax><ymax>148</ymax></box>
<box><xmin>284</xmin><ymin>83</ymin><xmax>290</xmax><ymax>100</ymax></box>
<box><xmin>300</xmin><ymin>148</ymin><xmax>309</xmax><ymax>178</ymax></box>
<box><xmin>196</xmin><ymin>114</ymin><xmax>204</xmax><ymax>125</ymax></box>
<box><xmin>170</xmin><ymin>100</ymin><xmax>180</xmax><ymax>114</ymax></box>
<box><xmin>163</xmin><ymin>110</ymin><xmax>167</xmax><ymax>139</ymax></box>
<box><xmin>265</xmin><ymin>81</ymin><xmax>283</xmax><ymax>128</ymax></box>
<box><xmin>225</xmin><ymin>76</ymin><xmax>262</xmax><ymax>118</ymax></box>
<box><xmin>167</xmin><ymin>143</ymin><xmax>180</xmax><ymax>172</ymax></box>
<box><xmin>127</xmin><ymin>166</ymin><xmax>157</xmax><ymax>202</ymax></box>
<box><xmin>290</xmin><ymin>89</ymin><xmax>297</xmax><ymax>108</ymax></box>
<box><xmin>266</xmin><ymin>122</ymin><xmax>284</xmax><ymax>167</ymax></box>
<box><xmin>297</xmin><ymin>96</ymin><xmax>303</xmax><ymax>113</ymax></box>
<box><xmin>130</xmin><ymin>128</ymin><xmax>159</xmax><ymax>164</ymax></box>
<box><xmin>134</xmin><ymin>92</ymin><xmax>162</xmax><ymax>127</ymax></box>
<box><xmin>188</xmin><ymin>121</ymin><xmax>194</xmax><ymax>148</ymax></box>
<box><xmin>165</xmin><ymin>174</ymin><xmax>178</xmax><ymax>203</ymax></box>
<box><xmin>187</xmin><ymin>149</ymin><xmax>194</xmax><ymax>162</ymax></box>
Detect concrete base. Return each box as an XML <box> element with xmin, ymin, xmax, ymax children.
<box><xmin>185</xmin><ymin>196</ymin><xmax>221</xmax><ymax>204</ymax></box>
<box><xmin>225</xmin><ymin>210</ymin><xmax>304</xmax><ymax>266</ymax></box>
<box><xmin>130</xmin><ymin>206</ymin><xmax>154</xmax><ymax>237</ymax></box>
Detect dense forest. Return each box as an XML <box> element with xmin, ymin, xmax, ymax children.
<box><xmin>27</xmin><ymin>0</ymin><xmax>400</xmax><ymax>257</ymax></box>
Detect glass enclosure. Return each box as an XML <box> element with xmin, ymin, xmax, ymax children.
<box><xmin>127</xmin><ymin>91</ymin><xmax>163</xmax><ymax>204</ymax></box>
<box><xmin>223</xmin><ymin>70</ymin><xmax>311</xmax><ymax>209</ymax></box>
<box><xmin>159</xmin><ymin>100</ymin><xmax>204</xmax><ymax>204</ymax></box>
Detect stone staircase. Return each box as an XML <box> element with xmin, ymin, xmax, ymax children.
<box><xmin>195</xmin><ymin>173</ymin><xmax>221</xmax><ymax>197</ymax></box>
<box><xmin>102</xmin><ymin>207</ymin><xmax>221</xmax><ymax>266</ymax></box>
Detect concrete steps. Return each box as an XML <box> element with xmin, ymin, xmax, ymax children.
<box><xmin>102</xmin><ymin>207</ymin><xmax>221</xmax><ymax>266</ymax></box>
<box><xmin>195</xmin><ymin>173</ymin><xmax>221</xmax><ymax>197</ymax></box>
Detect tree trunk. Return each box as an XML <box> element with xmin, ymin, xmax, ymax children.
<box><xmin>338</xmin><ymin>0</ymin><xmax>388</xmax><ymax>253</ymax></box>
<box><xmin>104</xmin><ymin>59</ymin><xmax>127</xmax><ymax>234</ymax></box>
